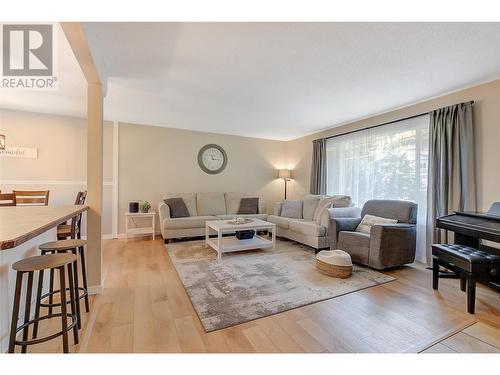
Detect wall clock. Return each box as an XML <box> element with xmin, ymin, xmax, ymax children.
<box><xmin>198</xmin><ymin>144</ymin><xmax>228</xmax><ymax>174</ymax></box>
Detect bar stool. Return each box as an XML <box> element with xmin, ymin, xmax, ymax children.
<box><xmin>9</xmin><ymin>253</ymin><xmax>79</xmax><ymax>353</ymax></box>
<box><xmin>34</xmin><ymin>239</ymin><xmax>89</xmax><ymax>333</ymax></box>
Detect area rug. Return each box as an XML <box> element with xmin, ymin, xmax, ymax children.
<box><xmin>166</xmin><ymin>239</ymin><xmax>395</xmax><ymax>332</ymax></box>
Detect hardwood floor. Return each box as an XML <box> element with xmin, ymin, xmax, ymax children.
<box><xmin>423</xmin><ymin>322</ymin><xmax>500</xmax><ymax>353</ymax></box>
<box><xmin>22</xmin><ymin>236</ymin><xmax>500</xmax><ymax>353</ymax></box>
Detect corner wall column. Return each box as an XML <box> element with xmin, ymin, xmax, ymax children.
<box><xmin>112</xmin><ymin>121</ymin><xmax>119</xmax><ymax>239</ymax></box>
<box><xmin>61</xmin><ymin>22</ymin><xmax>105</xmax><ymax>293</ymax></box>
<box><xmin>87</xmin><ymin>82</ymin><xmax>103</xmax><ymax>290</ymax></box>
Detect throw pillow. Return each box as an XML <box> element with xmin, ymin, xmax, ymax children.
<box><xmin>280</xmin><ymin>200</ymin><xmax>303</xmax><ymax>219</ymax></box>
<box><xmin>164</xmin><ymin>198</ymin><xmax>190</xmax><ymax>218</ymax></box>
<box><xmin>355</xmin><ymin>214</ymin><xmax>398</xmax><ymax>234</ymax></box>
<box><xmin>313</xmin><ymin>196</ymin><xmax>334</xmax><ymax>222</ymax></box>
<box><xmin>302</xmin><ymin>195</ymin><xmax>321</xmax><ymax>221</ymax></box>
<box><xmin>238</xmin><ymin>197</ymin><xmax>259</xmax><ymax>214</ymax></box>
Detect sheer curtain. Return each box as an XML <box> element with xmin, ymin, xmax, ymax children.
<box><xmin>326</xmin><ymin>115</ymin><xmax>430</xmax><ymax>262</ymax></box>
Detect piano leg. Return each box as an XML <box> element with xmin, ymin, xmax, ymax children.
<box><xmin>466</xmin><ymin>277</ymin><xmax>476</xmax><ymax>314</ymax></box>
<box><xmin>460</xmin><ymin>277</ymin><xmax>466</xmax><ymax>292</ymax></box>
<box><xmin>432</xmin><ymin>256</ymin><xmax>439</xmax><ymax>290</ymax></box>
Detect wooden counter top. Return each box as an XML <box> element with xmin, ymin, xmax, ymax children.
<box><xmin>0</xmin><ymin>205</ymin><xmax>88</xmax><ymax>250</ymax></box>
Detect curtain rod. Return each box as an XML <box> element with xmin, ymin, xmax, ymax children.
<box><xmin>321</xmin><ymin>100</ymin><xmax>475</xmax><ymax>141</ymax></box>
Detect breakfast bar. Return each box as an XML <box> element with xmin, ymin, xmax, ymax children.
<box><xmin>0</xmin><ymin>205</ymin><xmax>88</xmax><ymax>352</ymax></box>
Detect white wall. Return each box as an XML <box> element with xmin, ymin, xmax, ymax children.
<box><xmin>0</xmin><ymin>109</ymin><xmax>287</xmax><ymax>238</ymax></box>
<box><xmin>118</xmin><ymin>122</ymin><xmax>287</xmax><ymax>234</ymax></box>
<box><xmin>0</xmin><ymin>108</ymin><xmax>114</xmax><ymax>236</ymax></box>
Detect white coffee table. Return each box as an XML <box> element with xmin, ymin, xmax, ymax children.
<box><xmin>205</xmin><ymin>218</ymin><xmax>276</xmax><ymax>259</ymax></box>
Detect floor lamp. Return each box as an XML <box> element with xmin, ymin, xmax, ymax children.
<box><xmin>278</xmin><ymin>169</ymin><xmax>292</xmax><ymax>200</ymax></box>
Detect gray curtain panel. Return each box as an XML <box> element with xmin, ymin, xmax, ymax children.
<box><xmin>310</xmin><ymin>138</ymin><xmax>327</xmax><ymax>195</ymax></box>
<box><xmin>426</xmin><ymin>101</ymin><xmax>477</xmax><ymax>263</ymax></box>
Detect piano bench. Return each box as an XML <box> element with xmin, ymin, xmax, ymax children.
<box><xmin>432</xmin><ymin>243</ymin><xmax>500</xmax><ymax>314</ymax></box>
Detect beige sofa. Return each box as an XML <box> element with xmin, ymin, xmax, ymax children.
<box><xmin>268</xmin><ymin>194</ymin><xmax>358</xmax><ymax>250</ymax></box>
<box><xmin>158</xmin><ymin>192</ymin><xmax>267</xmax><ymax>242</ymax></box>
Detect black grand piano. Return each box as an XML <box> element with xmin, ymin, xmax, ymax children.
<box><xmin>432</xmin><ymin>203</ymin><xmax>500</xmax><ymax>313</ymax></box>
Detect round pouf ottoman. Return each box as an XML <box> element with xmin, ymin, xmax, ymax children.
<box><xmin>316</xmin><ymin>249</ymin><xmax>353</xmax><ymax>279</ymax></box>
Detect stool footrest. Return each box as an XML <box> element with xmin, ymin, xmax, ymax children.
<box><xmin>14</xmin><ymin>312</ymin><xmax>77</xmax><ymax>346</ymax></box>
<box><xmin>40</xmin><ymin>287</ymin><xmax>88</xmax><ymax>308</ymax></box>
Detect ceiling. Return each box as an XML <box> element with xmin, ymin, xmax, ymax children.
<box><xmin>2</xmin><ymin>23</ymin><xmax>500</xmax><ymax>140</ymax></box>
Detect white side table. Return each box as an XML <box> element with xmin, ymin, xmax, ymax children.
<box><xmin>125</xmin><ymin>211</ymin><xmax>156</xmax><ymax>241</ymax></box>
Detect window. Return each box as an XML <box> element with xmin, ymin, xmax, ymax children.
<box><xmin>326</xmin><ymin>115</ymin><xmax>429</xmax><ymax>262</ymax></box>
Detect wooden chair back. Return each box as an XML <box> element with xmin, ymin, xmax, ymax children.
<box><xmin>13</xmin><ymin>190</ymin><xmax>50</xmax><ymax>206</ymax></box>
<box><xmin>75</xmin><ymin>190</ymin><xmax>87</xmax><ymax>205</ymax></box>
<box><xmin>0</xmin><ymin>193</ymin><xmax>16</xmax><ymax>206</ymax></box>
<box><xmin>70</xmin><ymin>191</ymin><xmax>87</xmax><ymax>238</ymax></box>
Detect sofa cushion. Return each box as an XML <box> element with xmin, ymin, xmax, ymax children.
<box><xmin>289</xmin><ymin>221</ymin><xmax>326</xmax><ymax>237</ymax></box>
<box><xmin>225</xmin><ymin>192</ymin><xmax>248</xmax><ymax>214</ymax></box>
<box><xmin>216</xmin><ymin>214</ymin><xmax>268</xmax><ymax>221</ymax></box>
<box><xmin>163</xmin><ymin>198</ymin><xmax>189</xmax><ymax>218</ymax></box>
<box><xmin>238</xmin><ymin>197</ymin><xmax>259</xmax><ymax>214</ymax></box>
<box><xmin>338</xmin><ymin>231</ymin><xmax>371</xmax><ymax>264</ymax></box>
<box><xmin>356</xmin><ymin>214</ymin><xmax>398</xmax><ymax>234</ymax></box>
<box><xmin>163</xmin><ymin>193</ymin><xmax>197</xmax><ymax>216</ymax></box>
<box><xmin>268</xmin><ymin>215</ymin><xmax>294</xmax><ymax>229</ymax></box>
<box><xmin>280</xmin><ymin>200</ymin><xmax>303</xmax><ymax>219</ymax></box>
<box><xmin>197</xmin><ymin>192</ymin><xmax>226</xmax><ymax>216</ymax></box>
<box><xmin>302</xmin><ymin>195</ymin><xmax>321</xmax><ymax>221</ymax></box>
<box><xmin>163</xmin><ymin>216</ymin><xmax>216</xmax><ymax>230</ymax></box>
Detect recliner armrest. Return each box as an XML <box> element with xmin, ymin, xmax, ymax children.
<box><xmin>369</xmin><ymin>224</ymin><xmax>416</xmax><ymax>268</ymax></box>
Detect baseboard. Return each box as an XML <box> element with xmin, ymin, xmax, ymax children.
<box><xmin>116</xmin><ymin>232</ymin><xmax>160</xmax><ymax>239</ymax></box>
<box><xmin>81</xmin><ymin>234</ymin><xmax>114</xmax><ymax>240</ymax></box>
<box><xmin>103</xmin><ymin>233</ymin><xmax>144</xmax><ymax>240</ymax></box>
<box><xmin>88</xmin><ymin>284</ymin><xmax>103</xmax><ymax>295</ymax></box>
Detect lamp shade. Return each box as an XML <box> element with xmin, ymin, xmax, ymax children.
<box><xmin>277</xmin><ymin>169</ymin><xmax>292</xmax><ymax>179</ymax></box>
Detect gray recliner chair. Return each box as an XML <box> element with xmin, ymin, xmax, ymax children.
<box><xmin>328</xmin><ymin>200</ymin><xmax>418</xmax><ymax>270</ymax></box>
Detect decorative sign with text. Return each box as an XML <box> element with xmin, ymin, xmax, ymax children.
<box><xmin>0</xmin><ymin>146</ymin><xmax>38</xmax><ymax>158</ymax></box>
